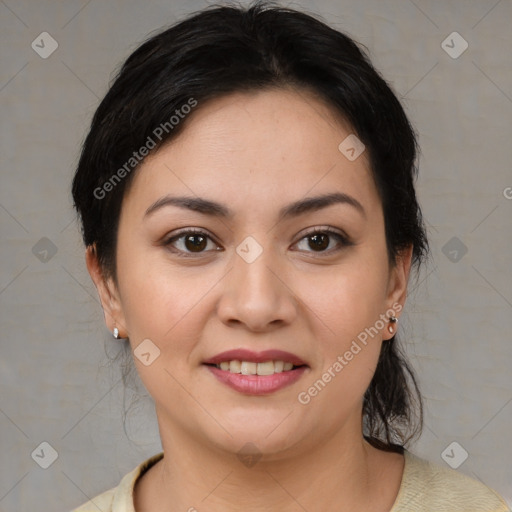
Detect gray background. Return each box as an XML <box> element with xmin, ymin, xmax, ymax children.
<box><xmin>1</xmin><ymin>0</ymin><xmax>511</xmax><ymax>510</ymax></box>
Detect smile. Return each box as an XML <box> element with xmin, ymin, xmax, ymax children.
<box><xmin>203</xmin><ymin>349</ymin><xmax>309</xmax><ymax>395</ymax></box>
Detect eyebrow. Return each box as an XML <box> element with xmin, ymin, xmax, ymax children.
<box><xmin>144</xmin><ymin>192</ymin><xmax>366</xmax><ymax>221</ymax></box>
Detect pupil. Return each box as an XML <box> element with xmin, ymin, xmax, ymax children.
<box><xmin>310</xmin><ymin>233</ymin><xmax>329</xmax><ymax>251</ymax></box>
<box><xmin>185</xmin><ymin>234</ymin><xmax>206</xmax><ymax>252</ymax></box>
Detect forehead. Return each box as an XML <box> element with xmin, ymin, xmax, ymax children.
<box><xmin>122</xmin><ymin>88</ymin><xmax>380</xmax><ymax>221</ymax></box>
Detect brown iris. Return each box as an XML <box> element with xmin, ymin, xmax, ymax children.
<box><xmin>184</xmin><ymin>234</ymin><xmax>208</xmax><ymax>252</ymax></box>
<box><xmin>308</xmin><ymin>233</ymin><xmax>330</xmax><ymax>251</ymax></box>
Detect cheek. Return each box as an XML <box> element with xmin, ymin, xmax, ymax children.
<box><xmin>298</xmin><ymin>268</ymin><xmax>385</xmax><ymax>419</ymax></box>
<box><xmin>296</xmin><ymin>259</ymin><xmax>388</xmax><ymax>345</ymax></box>
<box><xmin>292</xmin><ymin>256</ymin><xmax>388</xmax><ymax>409</ymax></box>
<box><xmin>116</xmin><ymin>245</ymin><xmax>220</xmax><ymax>353</ymax></box>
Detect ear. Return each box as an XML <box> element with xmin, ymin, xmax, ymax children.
<box><xmin>383</xmin><ymin>244</ymin><xmax>413</xmax><ymax>340</ymax></box>
<box><xmin>85</xmin><ymin>244</ymin><xmax>128</xmax><ymax>338</ymax></box>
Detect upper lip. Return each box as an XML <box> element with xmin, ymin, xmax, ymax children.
<box><xmin>203</xmin><ymin>349</ymin><xmax>307</xmax><ymax>366</ymax></box>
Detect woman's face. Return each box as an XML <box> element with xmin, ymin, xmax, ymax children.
<box><xmin>89</xmin><ymin>88</ymin><xmax>411</xmax><ymax>458</ymax></box>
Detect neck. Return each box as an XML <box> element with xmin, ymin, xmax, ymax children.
<box><xmin>135</xmin><ymin>410</ymin><xmax>402</xmax><ymax>512</ymax></box>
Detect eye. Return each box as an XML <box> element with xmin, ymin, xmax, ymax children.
<box><xmin>293</xmin><ymin>228</ymin><xmax>352</xmax><ymax>255</ymax></box>
<box><xmin>163</xmin><ymin>228</ymin><xmax>221</xmax><ymax>257</ymax></box>
<box><xmin>163</xmin><ymin>226</ymin><xmax>352</xmax><ymax>258</ymax></box>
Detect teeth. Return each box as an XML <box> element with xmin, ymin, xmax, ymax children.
<box><xmin>274</xmin><ymin>360</ymin><xmax>284</xmax><ymax>373</ymax></box>
<box><xmin>229</xmin><ymin>360</ymin><xmax>241</xmax><ymax>373</ymax></box>
<box><xmin>241</xmin><ymin>361</ymin><xmax>257</xmax><ymax>375</ymax></box>
<box><xmin>215</xmin><ymin>360</ymin><xmax>299</xmax><ymax>375</ymax></box>
<box><xmin>256</xmin><ymin>361</ymin><xmax>274</xmax><ymax>376</ymax></box>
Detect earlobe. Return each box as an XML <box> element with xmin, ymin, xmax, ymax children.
<box><xmin>384</xmin><ymin>245</ymin><xmax>413</xmax><ymax>337</ymax></box>
<box><xmin>85</xmin><ymin>244</ymin><xmax>127</xmax><ymax>338</ymax></box>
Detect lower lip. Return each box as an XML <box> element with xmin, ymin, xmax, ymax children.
<box><xmin>205</xmin><ymin>365</ymin><xmax>308</xmax><ymax>395</ymax></box>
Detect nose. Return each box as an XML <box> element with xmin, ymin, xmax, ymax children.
<box><xmin>216</xmin><ymin>239</ymin><xmax>298</xmax><ymax>332</ymax></box>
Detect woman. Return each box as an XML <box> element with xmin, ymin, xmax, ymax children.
<box><xmin>70</xmin><ymin>2</ymin><xmax>509</xmax><ymax>511</ymax></box>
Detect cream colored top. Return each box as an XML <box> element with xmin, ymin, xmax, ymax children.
<box><xmin>71</xmin><ymin>450</ymin><xmax>510</xmax><ymax>511</ymax></box>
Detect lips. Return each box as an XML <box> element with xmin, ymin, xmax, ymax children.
<box><xmin>203</xmin><ymin>349</ymin><xmax>309</xmax><ymax>395</ymax></box>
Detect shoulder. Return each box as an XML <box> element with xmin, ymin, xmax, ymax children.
<box><xmin>70</xmin><ymin>452</ymin><xmax>165</xmax><ymax>512</ymax></box>
<box><xmin>71</xmin><ymin>487</ymin><xmax>115</xmax><ymax>512</ymax></box>
<box><xmin>391</xmin><ymin>449</ymin><xmax>510</xmax><ymax>512</ymax></box>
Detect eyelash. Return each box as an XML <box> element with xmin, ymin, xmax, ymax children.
<box><xmin>162</xmin><ymin>227</ymin><xmax>352</xmax><ymax>258</ymax></box>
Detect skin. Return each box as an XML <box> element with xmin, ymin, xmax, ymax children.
<box><xmin>87</xmin><ymin>88</ymin><xmax>413</xmax><ymax>512</ymax></box>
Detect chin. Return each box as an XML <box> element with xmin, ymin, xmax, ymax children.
<box><xmin>201</xmin><ymin>408</ymin><xmax>308</xmax><ymax>458</ymax></box>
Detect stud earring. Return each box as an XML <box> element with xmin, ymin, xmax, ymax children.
<box><xmin>113</xmin><ymin>327</ymin><xmax>120</xmax><ymax>339</ymax></box>
<box><xmin>388</xmin><ymin>315</ymin><xmax>398</xmax><ymax>334</ymax></box>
